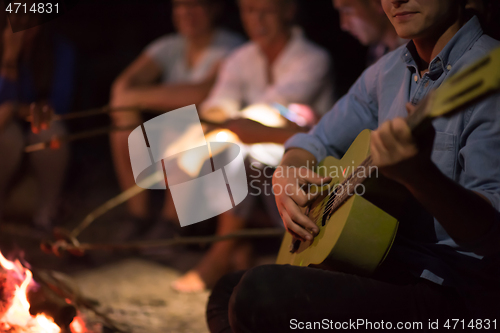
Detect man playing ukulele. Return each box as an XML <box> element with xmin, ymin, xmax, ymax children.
<box><xmin>206</xmin><ymin>1</ymin><xmax>500</xmax><ymax>332</ymax></box>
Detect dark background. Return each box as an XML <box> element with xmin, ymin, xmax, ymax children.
<box><xmin>47</xmin><ymin>0</ymin><xmax>368</xmax><ymax>221</ymax></box>
<box><xmin>1</xmin><ymin>0</ymin><xmax>368</xmax><ymax>267</ymax></box>
<box><xmin>51</xmin><ymin>0</ymin><xmax>367</xmax><ymax>112</ymax></box>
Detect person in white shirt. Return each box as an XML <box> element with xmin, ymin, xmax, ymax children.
<box><xmin>109</xmin><ymin>0</ymin><xmax>243</xmax><ymax>228</ymax></box>
<box><xmin>172</xmin><ymin>0</ymin><xmax>335</xmax><ymax>293</ymax></box>
<box><xmin>202</xmin><ymin>27</ymin><xmax>333</xmax><ymax>120</ymax></box>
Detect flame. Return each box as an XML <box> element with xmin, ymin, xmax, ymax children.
<box><xmin>0</xmin><ymin>251</ymin><xmax>16</xmax><ymax>271</ymax></box>
<box><xmin>177</xmin><ymin>130</ymin><xmax>239</xmax><ymax>177</ymax></box>
<box><xmin>70</xmin><ymin>316</ymin><xmax>85</xmax><ymax>333</ymax></box>
<box><xmin>240</xmin><ymin>104</ymin><xmax>287</xmax><ymax>128</ymax></box>
<box><xmin>0</xmin><ymin>251</ymin><xmax>87</xmax><ymax>333</ymax></box>
<box><xmin>215</xmin><ymin>131</ymin><xmax>229</xmax><ymax>142</ymax></box>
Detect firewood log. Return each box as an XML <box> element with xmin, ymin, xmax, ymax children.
<box><xmin>28</xmin><ymin>284</ymin><xmax>77</xmax><ymax>327</ymax></box>
<box><xmin>0</xmin><ymin>269</ymin><xmax>16</xmax><ymax>319</ymax></box>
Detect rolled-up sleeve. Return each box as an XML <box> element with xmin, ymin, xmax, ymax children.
<box><xmin>457</xmin><ymin>92</ymin><xmax>500</xmax><ymax>254</ymax></box>
<box><xmin>284</xmin><ymin>65</ymin><xmax>379</xmax><ymax>162</ymax></box>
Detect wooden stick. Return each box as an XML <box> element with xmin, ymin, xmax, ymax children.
<box><xmin>27</xmin><ymin>104</ymin><xmax>224</xmax><ymax>124</ymax></box>
<box><xmin>52</xmin><ymin>105</ymin><xmax>135</xmax><ymax>121</ymax></box>
<box><xmin>24</xmin><ymin>124</ymin><xmax>140</xmax><ymax>153</ymax></box>
<box><xmin>32</xmin><ymin>269</ymin><xmax>129</xmax><ymax>332</ymax></box>
<box><xmin>51</xmin><ymin>228</ymin><xmax>284</xmax><ymax>255</ymax></box>
<box><xmin>28</xmin><ymin>284</ymin><xmax>77</xmax><ymax>328</ymax></box>
<box><xmin>0</xmin><ymin>222</ymin><xmax>47</xmax><ymax>240</ymax></box>
<box><xmin>28</xmin><ymin>105</ymin><xmax>146</xmax><ymax>122</ymax></box>
<box><xmin>70</xmin><ymin>170</ymin><xmax>165</xmax><ymax>238</ymax></box>
<box><xmin>24</xmin><ymin>118</ymin><xmax>225</xmax><ymax>153</ymax></box>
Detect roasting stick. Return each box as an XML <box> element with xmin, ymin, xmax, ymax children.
<box><xmin>31</xmin><ymin>268</ymin><xmax>130</xmax><ymax>332</ymax></box>
<box><xmin>24</xmin><ymin>111</ymin><xmax>225</xmax><ymax>153</ymax></box>
<box><xmin>24</xmin><ymin>124</ymin><xmax>140</xmax><ymax>153</ymax></box>
<box><xmin>41</xmin><ymin>168</ymin><xmax>283</xmax><ymax>256</ymax></box>
<box><xmin>72</xmin><ymin>170</ymin><xmax>165</xmax><ymax>239</ymax></box>
<box><xmin>31</xmin><ymin>105</ymin><xmax>286</xmax><ymax>255</ymax></box>
<box><xmin>25</xmin><ymin>105</ymin><xmax>141</xmax><ymax>153</ymax></box>
<box><xmin>42</xmin><ymin>228</ymin><xmax>284</xmax><ymax>257</ymax></box>
<box><xmin>27</xmin><ymin>105</ymin><xmax>150</xmax><ymax>123</ymax></box>
<box><xmin>28</xmin><ymin>104</ymin><xmax>224</xmax><ymax>122</ymax></box>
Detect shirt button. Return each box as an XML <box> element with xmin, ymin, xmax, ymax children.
<box><xmin>414</xmin><ymin>75</ymin><xmax>418</xmax><ymax>82</ymax></box>
<box><xmin>447</xmin><ymin>64</ymin><xmax>452</xmax><ymax>71</ymax></box>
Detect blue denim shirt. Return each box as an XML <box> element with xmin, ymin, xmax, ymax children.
<box><xmin>0</xmin><ymin>36</ymin><xmax>75</xmax><ymax>114</ymax></box>
<box><xmin>285</xmin><ymin>17</ymin><xmax>500</xmax><ymax>312</ymax></box>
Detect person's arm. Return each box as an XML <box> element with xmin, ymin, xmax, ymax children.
<box><xmin>371</xmin><ymin>102</ymin><xmax>500</xmax><ymax>255</ymax></box>
<box><xmin>110</xmin><ymin>53</ymin><xmax>162</xmax><ymax>106</ymax></box>
<box><xmin>0</xmin><ymin>22</ymin><xmax>24</xmax><ymax>128</ymax></box>
<box><xmin>1</xmin><ymin>23</ymin><xmax>24</xmax><ymax>81</ymax></box>
<box><xmin>272</xmin><ymin>147</ymin><xmax>331</xmax><ymax>241</ymax></box>
<box><xmin>112</xmin><ymin>53</ymin><xmax>162</xmax><ymax>94</ymax></box>
<box><xmin>116</xmin><ymin>72</ymin><xmax>217</xmax><ymax>111</ymax></box>
<box><xmin>0</xmin><ymin>78</ymin><xmax>17</xmax><ymax>128</ymax></box>
<box><xmin>273</xmin><ymin>66</ymin><xmax>379</xmax><ymax>240</ymax></box>
<box><xmin>224</xmin><ymin>118</ymin><xmax>308</xmax><ymax>144</ymax></box>
<box><xmin>396</xmin><ymin>161</ymin><xmax>495</xmax><ymax>251</ymax></box>
<box><xmin>111</xmin><ymin>52</ymin><xmax>218</xmax><ymax>111</ymax></box>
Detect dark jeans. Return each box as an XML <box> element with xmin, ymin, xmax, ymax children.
<box><xmin>207</xmin><ymin>264</ymin><xmax>474</xmax><ymax>333</ymax></box>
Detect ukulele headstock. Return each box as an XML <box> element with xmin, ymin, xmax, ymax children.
<box><xmin>427</xmin><ymin>47</ymin><xmax>500</xmax><ymax>119</ymax></box>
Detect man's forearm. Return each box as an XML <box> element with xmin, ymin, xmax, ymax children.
<box><xmin>401</xmin><ymin>161</ymin><xmax>496</xmax><ymax>254</ymax></box>
<box><xmin>117</xmin><ymin>81</ymin><xmax>214</xmax><ymax>111</ymax></box>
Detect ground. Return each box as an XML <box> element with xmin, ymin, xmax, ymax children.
<box><xmin>74</xmin><ymin>258</ymin><xmax>211</xmax><ymax>333</ymax></box>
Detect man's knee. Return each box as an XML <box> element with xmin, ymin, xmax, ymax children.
<box><xmin>209</xmin><ymin>270</ymin><xmax>246</xmax><ymax>312</ymax></box>
<box><xmin>207</xmin><ymin>271</ymin><xmax>246</xmax><ymax>333</ymax></box>
<box><xmin>228</xmin><ymin>265</ymin><xmax>288</xmax><ymax>331</ymax></box>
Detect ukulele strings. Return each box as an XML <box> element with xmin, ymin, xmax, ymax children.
<box><xmin>308</xmin><ymin>158</ymin><xmax>366</xmax><ymax>222</ymax></box>
<box><xmin>323</xmin><ymin>156</ymin><xmax>373</xmax><ymax>215</ymax></box>
<box><xmin>319</xmin><ymin>105</ymin><xmax>418</xmax><ymax>219</ymax></box>
<box><xmin>315</xmin><ymin>155</ymin><xmax>374</xmax><ymax>222</ymax></box>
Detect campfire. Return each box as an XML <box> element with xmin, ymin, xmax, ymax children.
<box><xmin>0</xmin><ymin>251</ymin><xmax>86</xmax><ymax>333</ymax></box>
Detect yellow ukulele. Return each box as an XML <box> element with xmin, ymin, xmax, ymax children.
<box><xmin>276</xmin><ymin>47</ymin><xmax>500</xmax><ymax>274</ymax></box>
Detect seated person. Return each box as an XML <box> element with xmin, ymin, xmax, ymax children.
<box><xmin>172</xmin><ymin>0</ymin><xmax>335</xmax><ymax>292</ymax></box>
<box><xmin>333</xmin><ymin>0</ymin><xmax>405</xmax><ymax>64</ymax></box>
<box><xmin>0</xmin><ymin>16</ymin><xmax>75</xmax><ymax>230</ymax></box>
<box><xmin>206</xmin><ymin>0</ymin><xmax>500</xmax><ymax>331</ymax></box>
<box><xmin>109</xmin><ymin>0</ymin><xmax>243</xmax><ymax>227</ymax></box>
